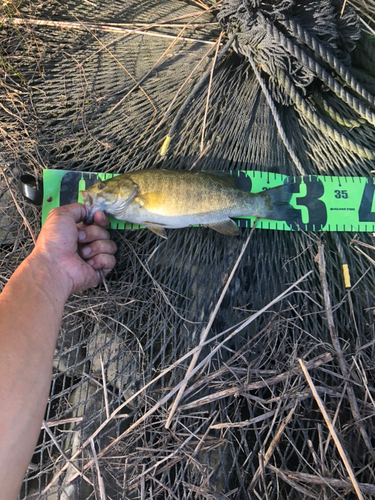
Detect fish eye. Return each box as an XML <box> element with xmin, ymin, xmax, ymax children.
<box><xmin>97</xmin><ymin>183</ymin><xmax>106</xmax><ymax>190</ymax></box>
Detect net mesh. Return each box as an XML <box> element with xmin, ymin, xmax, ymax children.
<box><xmin>1</xmin><ymin>0</ymin><xmax>375</xmax><ymax>498</ymax></box>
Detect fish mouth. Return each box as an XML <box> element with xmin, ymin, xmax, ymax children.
<box><xmin>84</xmin><ymin>206</ymin><xmax>95</xmax><ymax>224</ymax></box>
<box><xmin>79</xmin><ymin>184</ymin><xmax>139</xmax><ymax>224</ymax></box>
<box><xmin>80</xmin><ymin>190</ymin><xmax>96</xmax><ymax>224</ymax></box>
<box><xmin>80</xmin><ymin>190</ymin><xmax>92</xmax><ymax>205</ymax></box>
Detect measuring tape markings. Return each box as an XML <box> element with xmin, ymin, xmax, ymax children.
<box><xmin>42</xmin><ymin>170</ymin><xmax>375</xmax><ymax>232</ymax></box>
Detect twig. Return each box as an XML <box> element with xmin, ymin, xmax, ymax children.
<box><xmin>146</xmin><ymin>42</ymin><xmax>217</xmax><ymax>149</ymax></box>
<box><xmin>109</xmin><ymin>9</ymin><xmax>216</xmax><ymax>116</ymax></box>
<box><xmin>317</xmin><ymin>242</ymin><xmax>375</xmax><ymax>458</ymax></box>
<box><xmin>200</xmin><ymin>32</ymin><xmax>223</xmax><ymax>152</ymax></box>
<box><xmin>160</xmin><ymin>34</ymin><xmax>236</xmax><ymax>155</ymax></box>
<box><xmin>211</xmin><ymin>404</ymin><xmax>294</xmax><ymax>430</ymax></box>
<box><xmin>269</xmin><ymin>466</ymin><xmax>324</xmax><ymax>498</ymax></box>
<box><xmin>317</xmin><ymin>424</ymin><xmax>327</xmax><ymax>477</ymax></box>
<box><xmin>299</xmin><ymin>359</ymin><xmax>364</xmax><ymax>500</ymax></box>
<box><xmin>190</xmin><ymin>0</ymin><xmax>211</xmax><ymax>9</ymax></box>
<box><xmin>82</xmin><ymin>371</ymin><xmax>117</xmax><ymax>399</ymax></box>
<box><xmin>68</xmin><ymin>12</ymin><xmax>159</xmax><ymax>150</ymax></box>
<box><xmin>165</xmin><ymin>219</ymin><xmax>259</xmax><ymax>429</ymax></box>
<box><xmin>70</xmin><ymin>14</ymin><xmax>157</xmax><ymax>117</ymax></box>
<box><xmin>99</xmin><ymin>269</ymin><xmax>109</xmax><ymax>293</ymax></box>
<box><xmin>317</xmin><ymin>365</ymin><xmax>375</xmax><ymax>394</ymax></box>
<box><xmin>120</xmin><ymin>235</ymin><xmax>200</xmax><ymax>324</ymax></box>
<box><xmin>141</xmin><ymin>465</ymin><xmax>145</xmax><ymax>500</ymax></box>
<box><xmin>1</xmin><ymin>17</ymin><xmax>217</xmax><ymax>44</ymax></box>
<box><xmin>42</xmin><ymin>417</ymin><xmax>84</xmax><ymax>428</ymax></box>
<box><xmin>42</xmin><ymin>269</ymin><xmax>313</xmax><ymax>493</ymax></box>
<box><xmin>66</xmin><ymin>271</ymin><xmax>313</xmax><ymax>485</ymax></box>
<box><xmin>248</xmin><ymin>404</ymin><xmax>298</xmax><ymax>491</ymax></box>
<box><xmin>90</xmin><ymin>438</ymin><xmax>107</xmax><ymax>500</ymax></box>
<box><xmin>43</xmin><ymin>325</ymin><xmax>235</xmax><ymax>492</ymax></box>
<box><xmin>104</xmin><ymin>315</ymin><xmax>144</xmax><ymax>353</ymax></box>
<box><xmin>100</xmin><ymin>354</ymin><xmax>110</xmax><ymax>420</ymax></box>
<box><xmin>350</xmin><ymin>238</ymin><xmax>375</xmax><ymax>252</ymax></box>
<box><xmin>180</xmin><ymin>353</ymin><xmax>332</xmax><ymax>410</ymax></box>
<box><xmin>246</xmin><ymin>49</ymin><xmax>305</xmax><ymax>176</ymax></box>
<box><xmin>190</xmin><ymin>411</ymin><xmax>220</xmax><ymax>457</ymax></box>
<box><xmin>127</xmin><ymin>433</ymin><xmax>195</xmax><ymax>487</ymax></box>
<box><xmin>359</xmin><ymin>16</ymin><xmax>375</xmax><ymax>36</ymax></box>
<box><xmin>351</xmin><ymin>244</ymin><xmax>375</xmax><ymax>266</ymax></box>
<box><xmin>269</xmin><ymin>466</ymin><xmax>375</xmax><ymax>496</ymax></box>
<box><xmin>146</xmin><ymin>476</ymin><xmax>180</xmax><ymax>500</ymax></box>
<box><xmin>109</xmin><ymin>27</ymin><xmax>191</xmax><ymax>115</ymax></box>
<box><xmin>61</xmin><ymin>10</ymin><xmax>215</xmax><ymax>82</ymax></box>
<box><xmin>41</xmin><ymin>421</ymin><xmax>93</xmax><ymax>486</ymax></box>
<box><xmin>352</xmin><ymin>356</ymin><xmax>375</xmax><ymax>409</ymax></box>
<box><xmin>340</xmin><ymin>0</ymin><xmax>348</xmax><ymax>16</ymax></box>
<box><xmin>267</xmin><ymin>464</ymin><xmax>375</xmax><ymax>498</ymax></box>
<box><xmin>324</xmin><ymin>378</ymin><xmax>347</xmax><ymax>456</ymax></box>
<box><xmin>189</xmin><ymin>141</ymin><xmax>211</xmax><ymax>170</ymax></box>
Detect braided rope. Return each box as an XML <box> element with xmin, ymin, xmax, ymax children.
<box><xmin>218</xmin><ymin>1</ymin><xmax>375</xmax><ymax>161</ymax></box>
<box><xmin>279</xmin><ymin>18</ymin><xmax>375</xmax><ymax>108</ymax></box>
<box><xmin>245</xmin><ymin>48</ymin><xmax>306</xmax><ymax>175</ymax></box>
<box><xmin>313</xmin><ymin>90</ymin><xmax>365</xmax><ymax>128</ymax></box>
<box><xmin>277</xmin><ymin>68</ymin><xmax>375</xmax><ymax>159</ymax></box>
<box><xmin>263</xmin><ymin>19</ymin><xmax>375</xmax><ymax>126</ymax></box>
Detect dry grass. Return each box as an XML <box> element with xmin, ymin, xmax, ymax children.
<box><xmin>1</xmin><ymin>1</ymin><xmax>375</xmax><ymax>499</ymax></box>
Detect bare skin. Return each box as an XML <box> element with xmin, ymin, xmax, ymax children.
<box><xmin>0</xmin><ymin>203</ymin><xmax>117</xmax><ymax>500</ymax></box>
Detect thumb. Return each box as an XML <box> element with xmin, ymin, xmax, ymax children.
<box><xmin>46</xmin><ymin>203</ymin><xmax>88</xmax><ymax>225</ymax></box>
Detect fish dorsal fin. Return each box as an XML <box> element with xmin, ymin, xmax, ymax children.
<box><xmin>136</xmin><ymin>192</ymin><xmax>168</xmax><ymax>212</ymax></box>
<box><xmin>142</xmin><ymin>222</ymin><xmax>168</xmax><ymax>239</ymax></box>
<box><xmin>206</xmin><ymin>218</ymin><xmax>239</xmax><ymax>236</ymax></box>
<box><xmin>201</xmin><ymin>170</ymin><xmax>238</xmax><ymax>189</ymax></box>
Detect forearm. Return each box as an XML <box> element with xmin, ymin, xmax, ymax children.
<box><xmin>0</xmin><ymin>204</ymin><xmax>116</xmax><ymax>499</ymax></box>
<box><xmin>0</xmin><ymin>255</ymin><xmax>70</xmax><ymax>500</ymax></box>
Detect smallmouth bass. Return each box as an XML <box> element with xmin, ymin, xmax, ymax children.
<box><xmin>81</xmin><ymin>169</ymin><xmax>295</xmax><ymax>238</ymax></box>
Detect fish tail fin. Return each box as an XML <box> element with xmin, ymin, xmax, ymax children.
<box><xmin>257</xmin><ymin>183</ymin><xmax>297</xmax><ymax>221</ymax></box>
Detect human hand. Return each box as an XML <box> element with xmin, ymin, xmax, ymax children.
<box><xmin>29</xmin><ymin>203</ymin><xmax>117</xmax><ymax>296</ymax></box>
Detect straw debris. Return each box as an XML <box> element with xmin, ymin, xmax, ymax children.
<box><xmin>1</xmin><ymin>0</ymin><xmax>375</xmax><ymax>499</ymax></box>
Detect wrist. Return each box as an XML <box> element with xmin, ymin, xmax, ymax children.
<box><xmin>24</xmin><ymin>251</ymin><xmax>73</xmax><ymax>303</ymax></box>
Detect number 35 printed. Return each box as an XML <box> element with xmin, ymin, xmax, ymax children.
<box><xmin>334</xmin><ymin>190</ymin><xmax>348</xmax><ymax>199</ymax></box>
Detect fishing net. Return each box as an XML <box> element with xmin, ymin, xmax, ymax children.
<box><xmin>1</xmin><ymin>0</ymin><xmax>375</xmax><ymax>498</ymax></box>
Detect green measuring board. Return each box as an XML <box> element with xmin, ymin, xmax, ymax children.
<box><xmin>42</xmin><ymin>169</ymin><xmax>375</xmax><ymax>232</ymax></box>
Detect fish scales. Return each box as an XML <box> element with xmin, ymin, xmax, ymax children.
<box><xmin>80</xmin><ymin>169</ymin><xmax>296</xmax><ymax>237</ymax></box>
<box><xmin>128</xmin><ymin>170</ymin><xmax>251</xmax><ymax>217</ymax></box>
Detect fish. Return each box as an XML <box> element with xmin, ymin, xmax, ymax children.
<box><xmin>80</xmin><ymin>169</ymin><xmax>295</xmax><ymax>238</ymax></box>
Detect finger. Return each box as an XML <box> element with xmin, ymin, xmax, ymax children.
<box><xmin>77</xmin><ymin>224</ymin><xmax>111</xmax><ymax>244</ymax></box>
<box><xmin>46</xmin><ymin>203</ymin><xmax>87</xmax><ymax>225</ymax></box>
<box><xmin>86</xmin><ymin>253</ymin><xmax>117</xmax><ymax>271</ymax></box>
<box><xmin>100</xmin><ymin>267</ymin><xmax>114</xmax><ymax>277</ymax></box>
<box><xmin>79</xmin><ymin>239</ymin><xmax>117</xmax><ymax>259</ymax></box>
<box><xmin>93</xmin><ymin>267</ymin><xmax>113</xmax><ymax>284</ymax></box>
<box><xmin>93</xmin><ymin>210</ymin><xmax>110</xmax><ymax>228</ymax></box>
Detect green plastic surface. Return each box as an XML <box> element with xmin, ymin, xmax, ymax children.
<box><xmin>42</xmin><ymin>170</ymin><xmax>375</xmax><ymax>232</ymax></box>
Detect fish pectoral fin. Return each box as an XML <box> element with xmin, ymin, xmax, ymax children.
<box><xmin>142</xmin><ymin>222</ymin><xmax>168</xmax><ymax>239</ymax></box>
<box><xmin>206</xmin><ymin>218</ymin><xmax>239</xmax><ymax>236</ymax></box>
<box><xmin>139</xmin><ymin>192</ymin><xmax>168</xmax><ymax>212</ymax></box>
<box><xmin>134</xmin><ymin>195</ymin><xmax>145</xmax><ymax>208</ymax></box>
